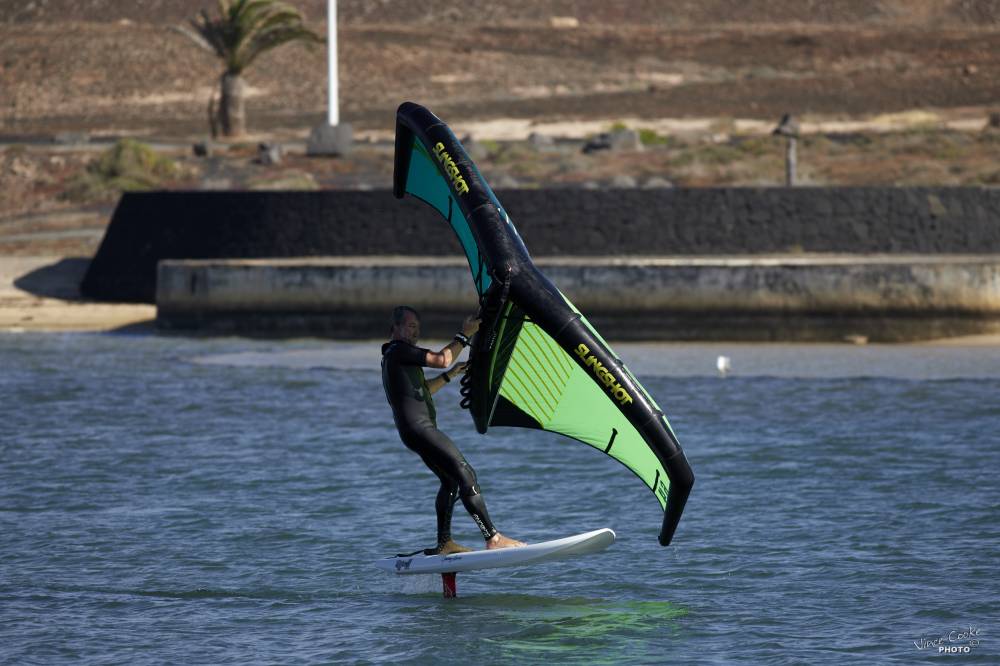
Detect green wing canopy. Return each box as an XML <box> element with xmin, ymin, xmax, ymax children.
<box><xmin>394</xmin><ymin>102</ymin><xmax>693</xmax><ymax>545</ymax></box>
<box><xmin>491</xmin><ymin>312</ymin><xmax>674</xmax><ymax>510</ymax></box>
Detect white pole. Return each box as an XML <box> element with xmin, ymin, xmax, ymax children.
<box><xmin>786</xmin><ymin>137</ymin><xmax>797</xmax><ymax>186</ymax></box>
<box><xmin>327</xmin><ymin>0</ymin><xmax>339</xmax><ymax>126</ymax></box>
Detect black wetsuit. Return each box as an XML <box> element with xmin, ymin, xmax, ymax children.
<box><xmin>381</xmin><ymin>340</ymin><xmax>497</xmax><ymax>545</ymax></box>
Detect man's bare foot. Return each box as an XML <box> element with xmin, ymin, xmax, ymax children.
<box><xmin>424</xmin><ymin>540</ymin><xmax>473</xmax><ymax>555</ymax></box>
<box><xmin>439</xmin><ymin>540</ymin><xmax>473</xmax><ymax>555</ymax></box>
<box><xmin>485</xmin><ymin>533</ymin><xmax>526</xmax><ymax>550</ymax></box>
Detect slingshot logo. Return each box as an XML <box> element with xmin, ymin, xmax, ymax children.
<box><xmin>395</xmin><ymin>558</ymin><xmax>412</xmax><ymax>572</ymax></box>
<box><xmin>433</xmin><ymin>142</ymin><xmax>471</xmax><ymax>195</ymax></box>
<box><xmin>574</xmin><ymin>343</ymin><xmax>634</xmax><ymax>407</ymax></box>
<box><xmin>913</xmin><ymin>625</ymin><xmax>981</xmax><ymax>655</ymax></box>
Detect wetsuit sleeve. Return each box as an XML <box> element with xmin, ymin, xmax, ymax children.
<box><xmin>390</xmin><ymin>342</ymin><xmax>431</xmax><ymax>367</ymax></box>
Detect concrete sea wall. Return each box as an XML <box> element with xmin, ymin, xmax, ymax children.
<box><xmin>156</xmin><ymin>255</ymin><xmax>1000</xmax><ymax>341</ymax></box>
<box><xmin>76</xmin><ymin>187</ymin><xmax>1000</xmax><ymax>340</ymax></box>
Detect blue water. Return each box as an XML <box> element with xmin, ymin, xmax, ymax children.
<box><xmin>2</xmin><ymin>333</ymin><xmax>998</xmax><ymax>664</ymax></box>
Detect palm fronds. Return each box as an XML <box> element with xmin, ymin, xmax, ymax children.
<box><xmin>176</xmin><ymin>0</ymin><xmax>323</xmax><ymax>74</ymax></box>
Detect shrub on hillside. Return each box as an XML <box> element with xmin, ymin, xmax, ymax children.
<box><xmin>62</xmin><ymin>139</ymin><xmax>179</xmax><ymax>202</ymax></box>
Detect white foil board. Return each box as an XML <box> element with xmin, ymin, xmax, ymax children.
<box><xmin>375</xmin><ymin>528</ymin><xmax>615</xmax><ymax>575</ymax></box>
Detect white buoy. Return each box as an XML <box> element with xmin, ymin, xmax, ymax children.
<box><xmin>716</xmin><ymin>355</ymin><xmax>731</xmax><ymax>377</ymax></box>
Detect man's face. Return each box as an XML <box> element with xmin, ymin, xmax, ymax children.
<box><xmin>393</xmin><ymin>311</ymin><xmax>420</xmax><ymax>344</ymax></box>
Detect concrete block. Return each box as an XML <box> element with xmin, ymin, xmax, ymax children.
<box><xmin>307</xmin><ymin>123</ymin><xmax>353</xmax><ymax>156</ymax></box>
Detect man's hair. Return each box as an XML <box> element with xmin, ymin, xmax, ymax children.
<box><xmin>391</xmin><ymin>305</ymin><xmax>421</xmax><ymax>329</ymax></box>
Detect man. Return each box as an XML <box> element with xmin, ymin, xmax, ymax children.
<box><xmin>381</xmin><ymin>305</ymin><xmax>524</xmax><ymax>554</ymax></box>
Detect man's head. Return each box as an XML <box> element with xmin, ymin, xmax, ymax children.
<box><xmin>390</xmin><ymin>305</ymin><xmax>421</xmax><ymax>344</ymax></box>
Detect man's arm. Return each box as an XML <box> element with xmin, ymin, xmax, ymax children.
<box><xmin>427</xmin><ymin>362</ymin><xmax>467</xmax><ymax>395</ymax></box>
<box><xmin>423</xmin><ymin>316</ymin><xmax>480</xmax><ymax>368</ymax></box>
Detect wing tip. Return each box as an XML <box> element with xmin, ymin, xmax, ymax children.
<box><xmin>658</xmin><ymin>452</ymin><xmax>695</xmax><ymax>546</ymax></box>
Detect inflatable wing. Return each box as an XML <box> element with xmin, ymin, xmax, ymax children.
<box><xmin>393</xmin><ymin>102</ymin><xmax>694</xmax><ymax>545</ymax></box>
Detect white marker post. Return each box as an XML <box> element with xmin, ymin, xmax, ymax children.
<box><xmin>307</xmin><ymin>0</ymin><xmax>352</xmax><ymax>155</ymax></box>
<box><xmin>327</xmin><ymin>0</ymin><xmax>339</xmax><ymax>127</ymax></box>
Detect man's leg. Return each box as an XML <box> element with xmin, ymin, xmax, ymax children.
<box><xmin>404</xmin><ymin>428</ymin><xmax>499</xmax><ymax>541</ymax></box>
<box><xmin>424</xmin><ymin>481</ymin><xmax>472</xmax><ymax>555</ymax></box>
<box><xmin>435</xmin><ymin>482</ymin><xmax>459</xmax><ymax>545</ymax></box>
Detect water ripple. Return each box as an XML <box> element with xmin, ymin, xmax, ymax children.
<box><xmin>2</xmin><ymin>334</ymin><xmax>998</xmax><ymax>663</ymax></box>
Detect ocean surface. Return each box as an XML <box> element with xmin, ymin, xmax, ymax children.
<box><xmin>2</xmin><ymin>332</ymin><xmax>997</xmax><ymax>664</ymax></box>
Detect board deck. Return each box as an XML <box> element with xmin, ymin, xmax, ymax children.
<box><xmin>375</xmin><ymin>528</ymin><xmax>615</xmax><ymax>575</ymax></box>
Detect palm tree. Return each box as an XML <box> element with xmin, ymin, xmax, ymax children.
<box><xmin>175</xmin><ymin>0</ymin><xmax>323</xmax><ymax>137</ymax></box>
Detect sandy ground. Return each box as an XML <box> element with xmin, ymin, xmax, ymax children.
<box><xmin>916</xmin><ymin>334</ymin><xmax>1000</xmax><ymax>346</ymax></box>
<box><xmin>0</xmin><ymin>256</ymin><xmax>154</xmax><ymax>332</ymax></box>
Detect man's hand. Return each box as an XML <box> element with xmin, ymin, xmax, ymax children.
<box><xmin>462</xmin><ymin>316</ymin><xmax>481</xmax><ymax>338</ymax></box>
<box><xmin>426</xmin><ymin>318</ymin><xmax>480</xmax><ymax>369</ymax></box>
<box><xmin>452</xmin><ymin>362</ymin><xmax>469</xmax><ymax>376</ymax></box>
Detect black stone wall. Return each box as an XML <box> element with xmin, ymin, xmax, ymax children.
<box><xmin>81</xmin><ymin>187</ymin><xmax>1000</xmax><ymax>302</ymax></box>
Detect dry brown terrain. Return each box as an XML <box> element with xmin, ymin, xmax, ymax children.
<box><xmin>1</xmin><ymin>1</ymin><xmax>999</xmax><ymax>275</ymax></box>
<box><xmin>4</xmin><ymin>1</ymin><xmax>1000</xmax><ymax>135</ymax></box>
